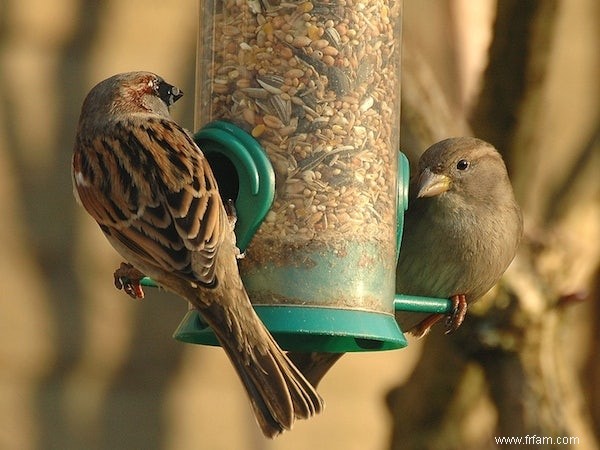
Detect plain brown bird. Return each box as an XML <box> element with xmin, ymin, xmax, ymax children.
<box><xmin>289</xmin><ymin>137</ymin><xmax>523</xmax><ymax>386</ymax></box>
<box><xmin>72</xmin><ymin>71</ymin><xmax>323</xmax><ymax>437</ymax></box>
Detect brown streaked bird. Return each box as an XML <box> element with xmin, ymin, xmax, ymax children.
<box><xmin>289</xmin><ymin>137</ymin><xmax>523</xmax><ymax>386</ymax></box>
<box><xmin>72</xmin><ymin>71</ymin><xmax>323</xmax><ymax>437</ymax></box>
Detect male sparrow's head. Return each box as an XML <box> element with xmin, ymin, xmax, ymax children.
<box><xmin>78</xmin><ymin>71</ymin><xmax>183</xmax><ymax>123</ymax></box>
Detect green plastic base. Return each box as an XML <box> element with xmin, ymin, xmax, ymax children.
<box><xmin>173</xmin><ymin>306</ymin><xmax>407</xmax><ymax>352</ymax></box>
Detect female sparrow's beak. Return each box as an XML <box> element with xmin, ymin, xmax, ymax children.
<box><xmin>416</xmin><ymin>168</ymin><xmax>451</xmax><ymax>198</ymax></box>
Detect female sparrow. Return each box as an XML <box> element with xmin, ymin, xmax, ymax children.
<box><xmin>289</xmin><ymin>137</ymin><xmax>523</xmax><ymax>385</ymax></box>
<box><xmin>395</xmin><ymin>137</ymin><xmax>523</xmax><ymax>337</ymax></box>
<box><xmin>72</xmin><ymin>72</ymin><xmax>323</xmax><ymax>437</ymax></box>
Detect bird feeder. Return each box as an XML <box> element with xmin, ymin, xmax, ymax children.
<box><xmin>164</xmin><ymin>0</ymin><xmax>451</xmax><ymax>352</ymax></box>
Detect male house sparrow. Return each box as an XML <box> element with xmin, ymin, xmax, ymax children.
<box><xmin>72</xmin><ymin>72</ymin><xmax>323</xmax><ymax>437</ymax></box>
<box><xmin>289</xmin><ymin>137</ymin><xmax>523</xmax><ymax>385</ymax></box>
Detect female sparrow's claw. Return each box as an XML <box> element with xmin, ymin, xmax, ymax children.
<box><xmin>407</xmin><ymin>294</ymin><xmax>468</xmax><ymax>338</ymax></box>
<box><xmin>444</xmin><ymin>294</ymin><xmax>467</xmax><ymax>334</ymax></box>
<box><xmin>113</xmin><ymin>262</ymin><xmax>145</xmax><ymax>299</ymax></box>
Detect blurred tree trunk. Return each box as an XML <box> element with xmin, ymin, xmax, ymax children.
<box><xmin>390</xmin><ymin>1</ymin><xmax>600</xmax><ymax>449</ymax></box>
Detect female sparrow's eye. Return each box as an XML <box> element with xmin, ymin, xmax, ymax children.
<box><xmin>456</xmin><ymin>159</ymin><xmax>470</xmax><ymax>171</ymax></box>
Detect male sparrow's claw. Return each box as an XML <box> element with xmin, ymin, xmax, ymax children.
<box><xmin>113</xmin><ymin>262</ymin><xmax>145</xmax><ymax>299</ymax></box>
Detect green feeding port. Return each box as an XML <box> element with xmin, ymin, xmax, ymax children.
<box><xmin>141</xmin><ymin>121</ymin><xmax>452</xmax><ymax>352</ymax></box>
<box><xmin>195</xmin><ymin>120</ymin><xmax>275</xmax><ymax>251</ymax></box>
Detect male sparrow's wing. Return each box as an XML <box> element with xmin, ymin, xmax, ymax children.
<box><xmin>73</xmin><ymin>116</ymin><xmax>226</xmax><ymax>286</ymax></box>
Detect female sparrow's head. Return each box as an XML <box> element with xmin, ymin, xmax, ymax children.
<box><xmin>414</xmin><ymin>137</ymin><xmax>513</xmax><ymax>206</ymax></box>
<box><xmin>79</xmin><ymin>71</ymin><xmax>183</xmax><ymax>122</ymax></box>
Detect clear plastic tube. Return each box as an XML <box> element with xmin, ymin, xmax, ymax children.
<box><xmin>196</xmin><ymin>0</ymin><xmax>402</xmax><ymax>314</ymax></box>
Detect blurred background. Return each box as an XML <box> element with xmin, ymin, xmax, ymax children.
<box><xmin>0</xmin><ymin>0</ymin><xmax>598</xmax><ymax>449</ymax></box>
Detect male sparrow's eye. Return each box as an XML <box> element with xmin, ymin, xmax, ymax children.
<box><xmin>456</xmin><ymin>159</ymin><xmax>470</xmax><ymax>171</ymax></box>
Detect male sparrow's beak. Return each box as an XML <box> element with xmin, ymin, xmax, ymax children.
<box><xmin>157</xmin><ymin>81</ymin><xmax>184</xmax><ymax>106</ymax></box>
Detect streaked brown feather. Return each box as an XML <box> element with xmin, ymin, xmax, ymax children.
<box><xmin>75</xmin><ymin>114</ymin><xmax>225</xmax><ymax>287</ymax></box>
